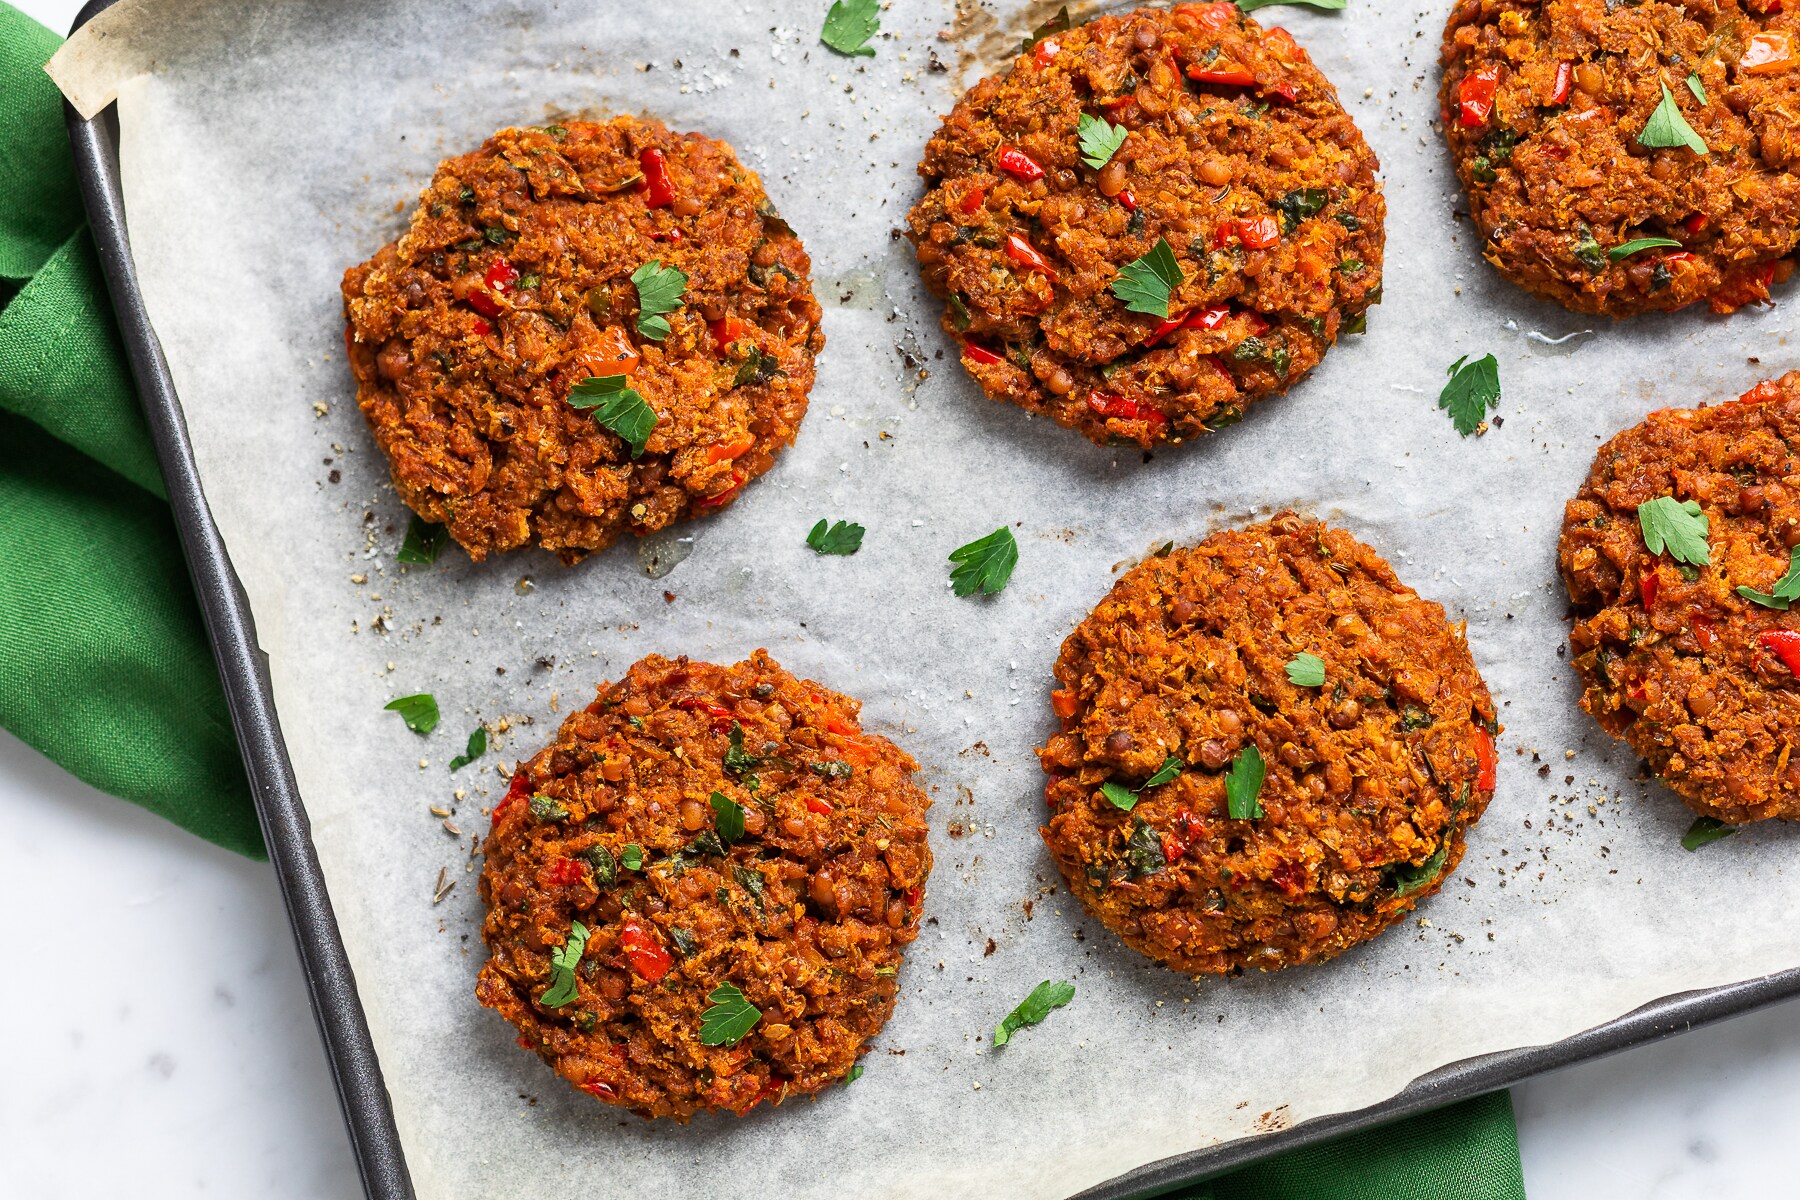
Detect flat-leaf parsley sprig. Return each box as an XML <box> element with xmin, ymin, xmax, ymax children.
<box><xmin>568</xmin><ymin>375</ymin><xmax>658</xmax><ymax>458</ymax></box>
<box><xmin>993</xmin><ymin>979</ymin><xmax>1075</xmax><ymax>1047</ymax></box>
<box><xmin>1439</xmin><ymin>353</ymin><xmax>1501</xmax><ymax>436</ymax></box>
<box><xmin>821</xmin><ymin>0</ymin><xmax>880</xmax><ymax>57</ymax></box>
<box><xmin>949</xmin><ymin>527</ymin><xmax>1018</xmax><ymax>596</ymax></box>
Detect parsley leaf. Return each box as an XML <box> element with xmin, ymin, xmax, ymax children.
<box><xmin>1439</xmin><ymin>353</ymin><xmax>1501</xmax><ymax>437</ymax></box>
<box><xmin>384</xmin><ymin>693</ymin><xmax>439</xmax><ymax>735</ymax></box>
<box><xmin>1022</xmin><ymin>5</ymin><xmax>1072</xmax><ymax>51</ymax></box>
<box><xmin>1638</xmin><ymin>496</ymin><xmax>1711</xmax><ymax>567</ymax></box>
<box><xmin>709</xmin><ymin>790</ymin><xmax>746</xmax><ymax>843</ymax></box>
<box><xmin>993</xmin><ymin>979</ymin><xmax>1075</xmax><ymax>1047</ymax></box>
<box><xmin>1124</xmin><ymin>817</ymin><xmax>1167</xmax><ymax>876</ymax></box>
<box><xmin>1682</xmin><ymin>815</ymin><xmax>1737</xmax><ymax>851</ymax></box>
<box><xmin>820</xmin><ymin>0</ymin><xmax>880</xmax><ymax>57</ymax></box>
<box><xmin>1638</xmin><ymin>83</ymin><xmax>1708</xmax><ymax>155</ymax></box>
<box><xmin>843</xmin><ymin>1065</ymin><xmax>865</xmax><ymax>1085</ymax></box>
<box><xmin>568</xmin><ymin>375</ymin><xmax>658</xmax><ymax>458</ymax></box>
<box><xmin>538</xmin><ymin>920</ymin><xmax>590</xmax><ymax>1008</ymax></box>
<box><xmin>621</xmin><ymin>844</ymin><xmax>645</xmax><ymax>870</ymax></box>
<box><xmin>630</xmin><ymin>260</ymin><xmax>687</xmax><ymax>340</ymax></box>
<box><xmin>1076</xmin><ymin>113</ymin><xmax>1129</xmax><ymax>170</ymax></box>
<box><xmin>397</xmin><ymin>515</ymin><xmax>445</xmax><ymax>564</ymax></box>
<box><xmin>1143</xmin><ymin>754</ymin><xmax>1183</xmax><ymax>789</ymax></box>
<box><xmin>1101</xmin><ymin>782</ymin><xmax>1139</xmax><ymax>811</ymax></box>
<box><xmin>1110</xmin><ymin>238</ymin><xmax>1184</xmax><ymax>318</ymax></box>
<box><xmin>1738</xmin><ymin>547</ymin><xmax>1800</xmax><ymax>609</ymax></box>
<box><xmin>1609</xmin><ymin>237</ymin><xmax>1683</xmax><ymax>261</ymax></box>
<box><xmin>807</xmin><ymin>518</ymin><xmax>866</xmax><ymax>555</ymax></box>
<box><xmin>1687</xmin><ymin>71</ymin><xmax>1707</xmax><ymax>105</ymax></box>
<box><xmin>1285</xmin><ymin>652</ymin><xmax>1327</xmax><ymax>688</ymax></box>
<box><xmin>529</xmin><ymin>794</ymin><xmax>568</xmax><ymax>822</ymax></box>
<box><xmin>1389</xmin><ymin>842</ymin><xmax>1450</xmax><ymax>896</ymax></box>
<box><xmin>949</xmin><ymin>527</ymin><xmax>1019</xmax><ymax>597</ymax></box>
<box><xmin>1236</xmin><ymin>0</ymin><xmax>1345</xmax><ymax>9</ymax></box>
<box><xmin>699</xmin><ymin>981</ymin><xmax>763</xmax><ymax>1046</ymax></box>
<box><xmin>448</xmin><ymin>726</ymin><xmax>487</xmax><ymax>771</ymax></box>
<box><xmin>724</xmin><ymin>722</ymin><xmax>762</xmax><ymax>775</ymax></box>
<box><xmin>1225</xmin><ymin>744</ymin><xmax>1265</xmax><ymax>819</ymax></box>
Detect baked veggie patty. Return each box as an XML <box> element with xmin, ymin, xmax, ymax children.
<box><xmin>342</xmin><ymin>117</ymin><xmax>822</xmax><ymax>563</ymax></box>
<box><xmin>1038</xmin><ymin>514</ymin><xmax>1498</xmax><ymax>974</ymax></box>
<box><xmin>1441</xmin><ymin>0</ymin><xmax>1800</xmax><ymax>317</ymax></box>
<box><xmin>1561</xmin><ymin>372</ymin><xmax>1800</xmax><ymax>823</ymax></box>
<box><xmin>907</xmin><ymin>2</ymin><xmax>1383</xmax><ymax>448</ymax></box>
<box><xmin>476</xmin><ymin>652</ymin><xmax>931</xmax><ymax>1119</ymax></box>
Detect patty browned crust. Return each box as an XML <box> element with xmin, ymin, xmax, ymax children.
<box><xmin>342</xmin><ymin>117</ymin><xmax>823</xmax><ymax>563</ymax></box>
<box><xmin>1560</xmin><ymin>373</ymin><xmax>1800</xmax><ymax>823</ymax></box>
<box><xmin>1441</xmin><ymin>0</ymin><xmax>1800</xmax><ymax>317</ymax></box>
<box><xmin>907</xmin><ymin>3</ymin><xmax>1383</xmax><ymax>448</ymax></box>
<box><xmin>1038</xmin><ymin>514</ymin><xmax>1498</xmax><ymax>974</ymax></box>
<box><xmin>476</xmin><ymin>652</ymin><xmax>931</xmax><ymax>1119</ymax></box>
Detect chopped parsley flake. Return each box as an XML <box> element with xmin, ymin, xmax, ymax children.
<box><xmin>699</xmin><ymin>981</ymin><xmax>763</xmax><ymax>1046</ymax></box>
<box><xmin>1076</xmin><ymin>113</ymin><xmax>1129</xmax><ymax>170</ymax></box>
<box><xmin>397</xmin><ymin>515</ymin><xmax>446</xmax><ymax>565</ymax></box>
<box><xmin>1389</xmin><ymin>842</ymin><xmax>1450</xmax><ymax>896</ymax></box>
<box><xmin>1638</xmin><ymin>496</ymin><xmax>1711</xmax><ymax>567</ymax></box>
<box><xmin>1638</xmin><ymin>83</ymin><xmax>1708</xmax><ymax>155</ymax></box>
<box><xmin>820</xmin><ymin>0</ymin><xmax>880</xmax><ymax>57</ymax></box>
<box><xmin>567</xmin><ymin>375</ymin><xmax>658</xmax><ymax>458</ymax></box>
<box><xmin>538</xmin><ymin>920</ymin><xmax>589</xmax><ymax>1008</ymax></box>
<box><xmin>529</xmin><ymin>794</ymin><xmax>569</xmax><ymax>822</ymax></box>
<box><xmin>843</xmin><ymin>1065</ymin><xmax>865</xmax><ymax>1085</ymax></box>
<box><xmin>630</xmin><ymin>260</ymin><xmax>687</xmax><ymax>340</ymax></box>
<box><xmin>1439</xmin><ymin>353</ymin><xmax>1502</xmax><ymax>437</ymax></box>
<box><xmin>1285</xmin><ymin>652</ymin><xmax>1327</xmax><ymax>688</ymax></box>
<box><xmin>383</xmin><ymin>693</ymin><xmax>439</xmax><ymax>735</ymax></box>
<box><xmin>993</xmin><ymin>979</ymin><xmax>1075</xmax><ymax>1047</ymax></box>
<box><xmin>949</xmin><ymin>527</ymin><xmax>1019</xmax><ymax>597</ymax></box>
<box><xmin>1225</xmin><ymin>744</ymin><xmax>1265</xmax><ymax>820</ymax></box>
<box><xmin>621</xmin><ymin>844</ymin><xmax>645</xmax><ymax>870</ymax></box>
<box><xmin>1110</xmin><ymin>238</ymin><xmax>1184</xmax><ymax>318</ymax></box>
<box><xmin>807</xmin><ymin>518</ymin><xmax>865</xmax><ymax>555</ymax></box>
<box><xmin>448</xmin><ymin>726</ymin><xmax>487</xmax><ymax>771</ymax></box>
<box><xmin>1682</xmin><ymin>816</ymin><xmax>1737</xmax><ymax>851</ymax></box>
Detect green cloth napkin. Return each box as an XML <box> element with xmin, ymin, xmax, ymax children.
<box><xmin>0</xmin><ymin>6</ymin><xmax>1524</xmax><ymax>1196</ymax></box>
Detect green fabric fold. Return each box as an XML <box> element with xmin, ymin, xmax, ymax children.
<box><xmin>0</xmin><ymin>3</ymin><xmax>1525</xmax><ymax>1193</ymax></box>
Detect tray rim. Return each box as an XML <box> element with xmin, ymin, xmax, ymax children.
<box><xmin>57</xmin><ymin>2</ymin><xmax>1800</xmax><ymax>1196</ymax></box>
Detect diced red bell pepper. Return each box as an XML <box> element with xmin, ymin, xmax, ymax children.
<box><xmin>1739</xmin><ymin>379</ymin><xmax>1784</xmax><ymax>404</ymax></box>
<box><xmin>580</xmin><ymin>1081</ymin><xmax>617</xmax><ymax>1099</ymax></box>
<box><xmin>469</xmin><ymin>259</ymin><xmax>519</xmax><ymax>318</ymax></box>
<box><xmin>1182</xmin><ymin>2</ymin><xmax>1239</xmax><ymax>33</ymax></box>
<box><xmin>1004</xmin><ymin>232</ymin><xmax>1058</xmax><ymax>277</ymax></box>
<box><xmin>904</xmin><ymin>886</ymin><xmax>923</xmax><ymax>909</ymax></box>
<box><xmin>1161</xmin><ymin>832</ymin><xmax>1188</xmax><ymax>864</ymax></box>
<box><xmin>997</xmin><ymin>146</ymin><xmax>1045</xmax><ymax>182</ymax></box>
<box><xmin>619</xmin><ymin>918</ymin><xmax>673</xmax><ymax>982</ymax></box>
<box><xmin>1640</xmin><ymin>569</ymin><xmax>1660</xmax><ymax>611</ymax></box>
<box><xmin>1033</xmin><ymin>36</ymin><xmax>1061</xmax><ymax>67</ymax></box>
<box><xmin>694</xmin><ymin>473</ymin><xmax>745</xmax><ymax>509</ymax></box>
<box><xmin>495</xmin><ymin>770</ymin><xmax>532</xmax><ymax>818</ymax></box>
<box><xmin>1761</xmin><ymin>629</ymin><xmax>1800</xmax><ymax>675</ymax></box>
<box><xmin>709</xmin><ymin>315</ymin><xmax>748</xmax><ymax>345</ymax></box>
<box><xmin>1691</xmin><ymin>612</ymin><xmax>1718</xmax><ymax>649</ymax></box>
<box><xmin>470</xmin><ymin>315</ymin><xmax>492</xmax><ymax>337</ymax></box>
<box><xmin>1087</xmin><ymin>390</ymin><xmax>1166</xmax><ymax>423</ymax></box>
<box><xmin>638</xmin><ymin>147</ymin><xmax>675</xmax><ymax>208</ymax></box>
<box><xmin>1549</xmin><ymin>61</ymin><xmax>1572</xmax><ymax>105</ymax></box>
<box><xmin>963</xmin><ymin>340</ymin><xmax>1005</xmax><ymax>366</ymax></box>
<box><xmin>1263</xmin><ymin>27</ymin><xmax>1300</xmax><ymax>59</ymax></box>
<box><xmin>804</xmin><ymin>796</ymin><xmax>835</xmax><ymax>815</ymax></box>
<box><xmin>1145</xmin><ymin>305</ymin><xmax>1234</xmax><ymax>348</ymax></box>
<box><xmin>1220</xmin><ymin>215</ymin><xmax>1281</xmax><ymax>250</ymax></box>
<box><xmin>1474</xmin><ymin>727</ymin><xmax>1498</xmax><ymax>792</ymax></box>
<box><xmin>1117</xmin><ymin>189</ymin><xmax>1138</xmax><ymax>212</ymax></box>
<box><xmin>706</xmin><ymin>433</ymin><xmax>755</xmax><ymax>464</ymax></box>
<box><xmin>1188</xmin><ymin>62</ymin><xmax>1257</xmax><ymax>88</ymax></box>
<box><xmin>1458</xmin><ymin>66</ymin><xmax>1502</xmax><ymax>127</ymax></box>
<box><xmin>959</xmin><ymin>185</ymin><xmax>986</xmax><ymax>215</ymax></box>
<box><xmin>544</xmin><ymin>857</ymin><xmax>586</xmax><ymax>888</ymax></box>
<box><xmin>1144</xmin><ymin>315</ymin><xmax>1186</xmax><ymax>346</ymax></box>
<box><xmin>1681</xmin><ymin>213</ymin><xmax>1708</xmax><ymax>235</ymax></box>
<box><xmin>1051</xmin><ymin>688</ymin><xmax>1079</xmax><ymax>719</ymax></box>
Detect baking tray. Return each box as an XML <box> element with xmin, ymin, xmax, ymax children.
<box><xmin>57</xmin><ymin>0</ymin><xmax>1800</xmax><ymax>1196</ymax></box>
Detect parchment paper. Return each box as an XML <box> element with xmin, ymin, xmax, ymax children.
<box><xmin>49</xmin><ymin>1</ymin><xmax>1800</xmax><ymax>1196</ymax></box>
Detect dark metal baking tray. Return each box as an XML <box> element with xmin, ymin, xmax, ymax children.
<box><xmin>59</xmin><ymin>2</ymin><xmax>1800</xmax><ymax>1196</ymax></box>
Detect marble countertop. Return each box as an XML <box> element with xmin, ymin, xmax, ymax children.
<box><xmin>11</xmin><ymin>2</ymin><xmax>1799</xmax><ymax>1194</ymax></box>
<box><xmin>4</xmin><ymin>723</ymin><xmax>1796</xmax><ymax>1198</ymax></box>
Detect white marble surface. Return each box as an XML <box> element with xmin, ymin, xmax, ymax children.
<box><xmin>12</xmin><ymin>0</ymin><xmax>1800</xmax><ymax>1195</ymax></box>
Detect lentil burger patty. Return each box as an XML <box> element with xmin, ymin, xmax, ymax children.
<box><xmin>1441</xmin><ymin>0</ymin><xmax>1800</xmax><ymax>317</ymax></box>
<box><xmin>907</xmin><ymin>3</ymin><xmax>1383</xmax><ymax>448</ymax></box>
<box><xmin>1039</xmin><ymin>515</ymin><xmax>1498</xmax><ymax>974</ymax></box>
<box><xmin>1560</xmin><ymin>373</ymin><xmax>1800</xmax><ymax>823</ymax></box>
<box><xmin>342</xmin><ymin>117</ymin><xmax>822</xmax><ymax>563</ymax></box>
<box><xmin>476</xmin><ymin>652</ymin><xmax>931</xmax><ymax>1119</ymax></box>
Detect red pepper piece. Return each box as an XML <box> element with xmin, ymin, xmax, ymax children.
<box><xmin>1188</xmin><ymin>63</ymin><xmax>1257</xmax><ymax>88</ymax></box>
<box><xmin>469</xmin><ymin>258</ymin><xmax>519</xmax><ymax>318</ymax></box>
<box><xmin>1764</xmin><ymin>630</ymin><xmax>1800</xmax><ymax>674</ymax></box>
<box><xmin>1223</xmin><ymin>215</ymin><xmax>1281</xmax><ymax>250</ymax></box>
<box><xmin>706</xmin><ymin>433</ymin><xmax>755</xmax><ymax>464</ymax></box>
<box><xmin>1740</xmin><ymin>379</ymin><xmax>1784</xmax><ymax>404</ymax></box>
<box><xmin>1640</xmin><ymin>569</ymin><xmax>1660</xmax><ymax>611</ymax></box>
<box><xmin>1681</xmin><ymin>213</ymin><xmax>1708</xmax><ymax>235</ymax></box>
<box><xmin>963</xmin><ymin>340</ymin><xmax>1005</xmax><ymax>366</ymax></box>
<box><xmin>1458</xmin><ymin>65</ymin><xmax>1501</xmax><ymax>127</ymax></box>
<box><xmin>904</xmin><ymin>885</ymin><xmax>923</xmax><ymax>909</ymax></box>
<box><xmin>1087</xmin><ymin>390</ymin><xmax>1166</xmax><ymax>424</ymax></box>
<box><xmin>958</xmin><ymin>185</ymin><xmax>986</xmax><ymax>215</ymax></box>
<box><xmin>638</xmin><ymin>147</ymin><xmax>675</xmax><ymax>208</ymax></box>
<box><xmin>1033</xmin><ymin>36</ymin><xmax>1061</xmax><ymax>67</ymax></box>
<box><xmin>1117</xmin><ymin>188</ymin><xmax>1138</xmax><ymax>212</ymax></box>
<box><xmin>1144</xmin><ymin>315</ymin><xmax>1186</xmax><ymax>346</ymax></box>
<box><xmin>580</xmin><ymin>1081</ymin><xmax>617</xmax><ymax>1100</ymax></box>
<box><xmin>804</xmin><ymin>796</ymin><xmax>835</xmax><ymax>815</ymax></box>
<box><xmin>1271</xmin><ymin>860</ymin><xmax>1309</xmax><ymax>896</ymax></box>
<box><xmin>1050</xmin><ymin>688</ymin><xmax>1079</xmax><ymax>719</ymax></box>
<box><xmin>694</xmin><ymin>473</ymin><xmax>745</xmax><ymax>509</ymax></box>
<box><xmin>1474</xmin><ymin>727</ymin><xmax>1498</xmax><ymax>792</ymax></box>
<box><xmin>619</xmin><ymin>918</ymin><xmax>673</xmax><ymax>982</ymax></box>
<box><xmin>544</xmin><ymin>857</ymin><xmax>586</xmax><ymax>888</ymax></box>
<box><xmin>997</xmin><ymin>146</ymin><xmax>1045</xmax><ymax>182</ymax></box>
<box><xmin>1190</xmin><ymin>305</ymin><xmax>1232</xmax><ymax>330</ymax></box>
<box><xmin>470</xmin><ymin>315</ymin><xmax>492</xmax><ymax>337</ymax></box>
<box><xmin>1004</xmin><ymin>232</ymin><xmax>1058</xmax><ymax>277</ymax></box>
<box><xmin>1691</xmin><ymin>612</ymin><xmax>1718</xmax><ymax>649</ymax></box>
<box><xmin>674</xmin><ymin>696</ymin><xmax>735</xmax><ymax>733</ymax></box>
<box><xmin>495</xmin><ymin>770</ymin><xmax>532</xmax><ymax>817</ymax></box>
<box><xmin>1180</xmin><ymin>1</ymin><xmax>1238</xmax><ymax>31</ymax></box>
<box><xmin>709</xmin><ymin>315</ymin><xmax>748</xmax><ymax>345</ymax></box>
<box><xmin>1549</xmin><ymin>61</ymin><xmax>1572</xmax><ymax>105</ymax></box>
<box><xmin>1161</xmin><ymin>832</ymin><xmax>1188</xmax><ymax>864</ymax></box>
